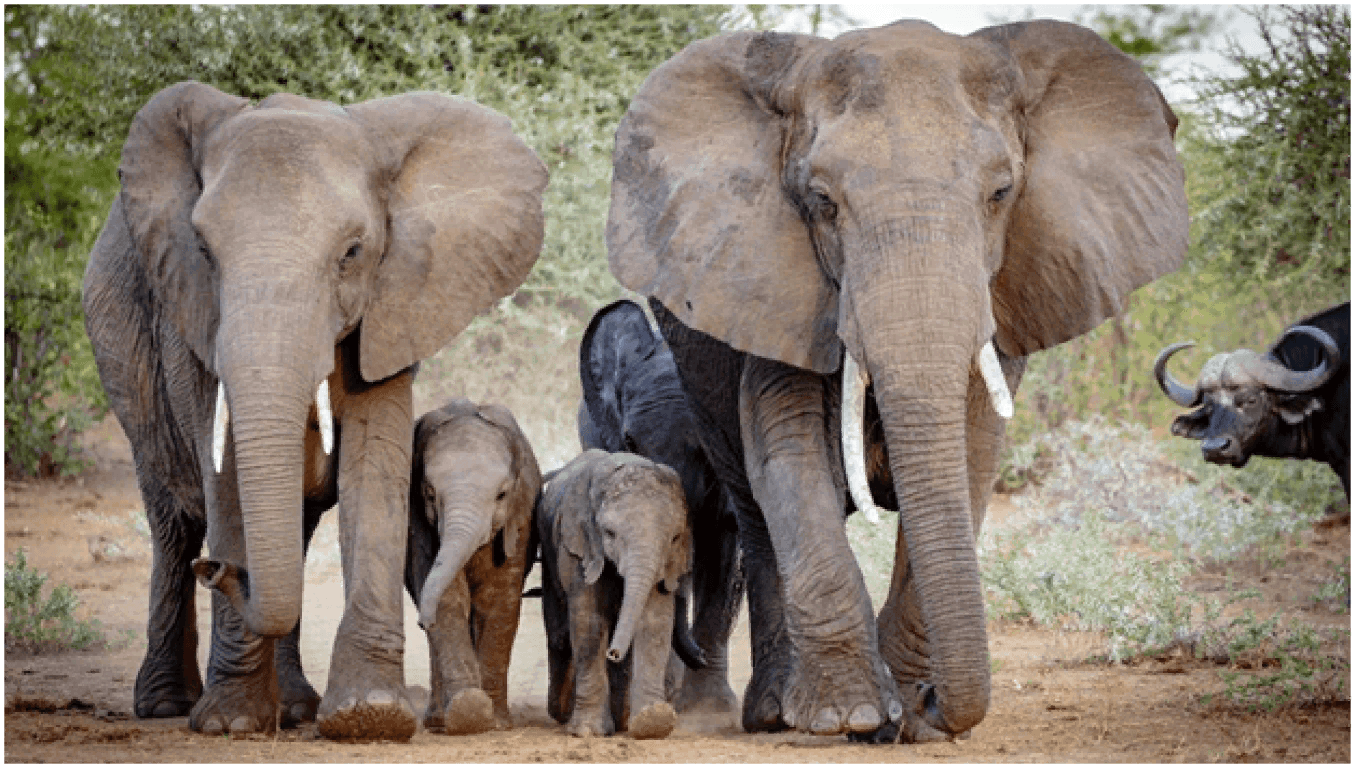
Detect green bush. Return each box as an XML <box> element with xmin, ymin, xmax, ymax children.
<box><xmin>4</xmin><ymin>548</ymin><xmax>104</xmax><ymax>653</ymax></box>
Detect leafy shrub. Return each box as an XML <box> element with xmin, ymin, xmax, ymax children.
<box><xmin>4</xmin><ymin>549</ymin><xmax>104</xmax><ymax>653</ymax></box>
<box><xmin>1198</xmin><ymin>612</ymin><xmax>1350</xmax><ymax>711</ymax></box>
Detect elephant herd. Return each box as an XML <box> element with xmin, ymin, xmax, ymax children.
<box><xmin>83</xmin><ymin>19</ymin><xmax>1205</xmax><ymax>744</ymax></box>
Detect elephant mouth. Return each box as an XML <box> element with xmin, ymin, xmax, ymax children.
<box><xmin>211</xmin><ymin>378</ymin><xmax>334</xmax><ymax>473</ymax></box>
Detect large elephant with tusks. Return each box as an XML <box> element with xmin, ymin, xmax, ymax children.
<box><xmin>605</xmin><ymin>20</ymin><xmax>1188</xmax><ymax>741</ymax></box>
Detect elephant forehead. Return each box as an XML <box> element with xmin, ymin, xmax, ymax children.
<box><xmin>424</xmin><ymin>423</ymin><xmax>512</xmax><ymax>476</ymax></box>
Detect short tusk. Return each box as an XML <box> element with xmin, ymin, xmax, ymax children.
<box><xmin>316</xmin><ymin>379</ymin><xmax>333</xmax><ymax>455</ymax></box>
<box><xmin>842</xmin><ymin>352</ymin><xmax>882</xmax><ymax>524</ymax></box>
<box><xmin>977</xmin><ymin>342</ymin><xmax>1014</xmax><ymax>420</ymax></box>
<box><xmin>212</xmin><ymin>382</ymin><xmax>230</xmax><ymax>474</ymax></box>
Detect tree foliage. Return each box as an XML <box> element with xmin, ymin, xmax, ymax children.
<box><xmin>1186</xmin><ymin>5</ymin><xmax>1350</xmax><ymax>298</ymax></box>
<box><xmin>3</xmin><ymin>5</ymin><xmax>731</xmax><ymax>475</ymax></box>
<box><xmin>1075</xmin><ymin>4</ymin><xmax>1228</xmax><ymax>80</ymax></box>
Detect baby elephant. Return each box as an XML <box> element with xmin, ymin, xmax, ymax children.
<box><xmin>537</xmin><ymin>450</ymin><xmax>696</xmax><ymax>739</ymax></box>
<box><xmin>405</xmin><ymin>399</ymin><xmax>542</xmax><ymax>734</ymax></box>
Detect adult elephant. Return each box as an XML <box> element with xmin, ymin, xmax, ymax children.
<box><xmin>607</xmin><ymin>20</ymin><xmax>1187</xmax><ymax>741</ymax></box>
<box><xmin>82</xmin><ymin>82</ymin><xmax>547</xmax><ymax>740</ymax></box>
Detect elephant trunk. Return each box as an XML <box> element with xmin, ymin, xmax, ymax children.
<box><xmin>671</xmin><ymin>581</ymin><xmax>708</xmax><ymax>670</ymax></box>
<box><xmin>216</xmin><ymin>363</ymin><xmax>312</xmax><ymax>637</ymax></box>
<box><xmin>607</xmin><ymin>552</ymin><xmax>661</xmax><ymax>663</ymax></box>
<box><xmin>845</xmin><ymin>212</ymin><xmax>991</xmax><ymax>735</ymax></box>
<box><xmin>418</xmin><ymin>510</ymin><xmax>493</xmax><ymax>629</ymax></box>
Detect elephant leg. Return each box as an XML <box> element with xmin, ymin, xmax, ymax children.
<box><xmin>317</xmin><ymin>369</ymin><xmax>418</xmax><ymax>741</ymax></box>
<box><xmin>674</xmin><ymin>495</ymin><xmax>743</xmax><ymax>715</ymax></box>
<box><xmin>626</xmin><ymin>588</ymin><xmax>679</xmax><ymax>740</ymax></box>
<box><xmin>649</xmin><ymin>300</ymin><xmax>789</xmax><ymax>731</ymax></box>
<box><xmin>191</xmin><ymin>443</ymin><xmax>281</xmax><ymax>735</ymax></box>
<box><xmin>273</xmin><ymin>501</ymin><xmax>326</xmax><ymax>727</ymax></box>
<box><xmin>425</xmin><ymin>572</ymin><xmax>494</xmax><ymax>734</ymax></box>
<box><xmin>542</xmin><ymin>568</ymin><xmax>576</xmax><ymax>725</ymax></box>
<box><xmin>469</xmin><ymin>543</ymin><xmax>527</xmax><ymax>729</ymax></box>
<box><xmin>565</xmin><ymin>587</ymin><xmax>613</xmax><ymax>738</ymax></box>
<box><xmin>133</xmin><ymin>471</ymin><xmax>206</xmax><ymax>718</ymax></box>
<box><xmin>868</xmin><ymin>351</ymin><xmax>1025</xmax><ymax>744</ymax></box>
<box><xmin>739</xmin><ymin>355</ymin><xmax>899</xmax><ymax>736</ymax></box>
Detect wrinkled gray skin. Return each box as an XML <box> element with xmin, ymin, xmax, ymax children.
<box><xmin>81</xmin><ymin>82</ymin><xmax>545</xmax><ymax>740</ymax></box>
<box><xmin>405</xmin><ymin>399</ymin><xmax>542</xmax><ymax>734</ymax></box>
<box><xmin>607</xmin><ymin>20</ymin><xmax>1188</xmax><ymax>740</ymax></box>
<box><xmin>577</xmin><ymin>298</ymin><xmax>744</xmax><ymax>713</ymax></box>
<box><xmin>536</xmin><ymin>450</ymin><xmax>693</xmax><ymax>739</ymax></box>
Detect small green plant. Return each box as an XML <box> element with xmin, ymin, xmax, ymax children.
<box><xmin>4</xmin><ymin>548</ymin><xmax>104</xmax><ymax>653</ymax></box>
<box><xmin>1200</xmin><ymin>612</ymin><xmax>1350</xmax><ymax>711</ymax></box>
<box><xmin>1312</xmin><ymin>557</ymin><xmax>1351</xmax><ymax>613</ymax></box>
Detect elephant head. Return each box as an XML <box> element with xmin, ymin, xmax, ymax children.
<box><xmin>559</xmin><ymin>453</ymin><xmax>693</xmax><ymax>665</ymax></box>
<box><xmin>608</xmin><ymin>20</ymin><xmax>1187</xmax><ymax>734</ymax></box>
<box><xmin>409</xmin><ymin>400</ymin><xmax>542</xmax><ymax>628</ymax></box>
<box><xmin>125</xmin><ymin>82</ymin><xmax>547</xmax><ymax>637</ymax></box>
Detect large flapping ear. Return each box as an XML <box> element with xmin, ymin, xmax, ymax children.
<box><xmin>579</xmin><ymin>299</ymin><xmax>657</xmax><ymax>451</ymax></box>
<box><xmin>972</xmin><ymin>21</ymin><xmax>1189</xmax><ymax>357</ymax></box>
<box><xmin>117</xmin><ymin>81</ymin><xmax>250</xmax><ymax>369</ymax></box>
<box><xmin>607</xmin><ymin>31</ymin><xmax>843</xmax><ymax>374</ymax></box>
<box><xmin>554</xmin><ymin>451</ymin><xmax>608</xmax><ymax>587</ymax></box>
<box><xmin>346</xmin><ymin>93</ymin><xmax>548</xmax><ymax>382</ymax></box>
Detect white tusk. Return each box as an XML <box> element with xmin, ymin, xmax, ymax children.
<box><xmin>978</xmin><ymin>341</ymin><xmax>1014</xmax><ymax>420</ymax></box>
<box><xmin>212</xmin><ymin>382</ymin><xmax>229</xmax><ymax>474</ymax></box>
<box><xmin>317</xmin><ymin>379</ymin><xmax>334</xmax><ymax>455</ymax></box>
<box><xmin>842</xmin><ymin>352</ymin><xmax>882</xmax><ymax>524</ymax></box>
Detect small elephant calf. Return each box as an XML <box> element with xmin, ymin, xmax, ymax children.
<box><xmin>536</xmin><ymin>449</ymin><xmax>697</xmax><ymax>739</ymax></box>
<box><xmin>405</xmin><ymin>398</ymin><xmax>542</xmax><ymax>734</ymax></box>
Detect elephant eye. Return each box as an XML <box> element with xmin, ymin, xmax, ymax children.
<box><xmin>495</xmin><ymin>489</ymin><xmax>508</xmax><ymax>502</ymax></box>
<box><xmin>341</xmin><ymin>242</ymin><xmax>362</xmax><ymax>263</ymax></box>
<box><xmin>810</xmin><ymin>189</ymin><xmax>838</xmax><ymax>222</ymax></box>
<box><xmin>990</xmin><ymin>184</ymin><xmax>1013</xmax><ymax>204</ymax></box>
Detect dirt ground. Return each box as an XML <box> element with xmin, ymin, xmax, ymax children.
<box><xmin>5</xmin><ymin>415</ymin><xmax>1350</xmax><ymax>762</ymax></box>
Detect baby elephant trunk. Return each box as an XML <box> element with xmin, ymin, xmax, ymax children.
<box><xmin>607</xmin><ymin>556</ymin><xmax>660</xmax><ymax>663</ymax></box>
<box><xmin>418</xmin><ymin>510</ymin><xmax>492</xmax><ymax>629</ymax></box>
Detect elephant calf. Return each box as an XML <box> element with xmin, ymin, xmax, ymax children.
<box><xmin>405</xmin><ymin>399</ymin><xmax>542</xmax><ymax>734</ymax></box>
<box><xmin>536</xmin><ymin>450</ymin><xmax>697</xmax><ymax>739</ymax></box>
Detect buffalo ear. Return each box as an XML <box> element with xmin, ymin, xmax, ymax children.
<box><xmin>607</xmin><ymin>31</ymin><xmax>842</xmax><ymax>374</ymax></box>
<box><xmin>346</xmin><ymin>93</ymin><xmax>548</xmax><ymax>382</ymax></box>
<box><xmin>1276</xmin><ymin>394</ymin><xmax>1323</xmax><ymax>425</ymax></box>
<box><xmin>973</xmin><ymin>21</ymin><xmax>1189</xmax><ymax>356</ymax></box>
<box><xmin>1171</xmin><ymin>408</ymin><xmax>1211</xmax><ymax>439</ymax></box>
<box><xmin>117</xmin><ymin>81</ymin><xmax>250</xmax><ymax>369</ymax></box>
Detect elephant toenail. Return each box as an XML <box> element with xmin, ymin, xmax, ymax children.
<box><xmin>808</xmin><ymin>707</ymin><xmax>842</xmax><ymax>735</ymax></box>
<box><xmin>847</xmin><ymin>703</ymin><xmax>881</xmax><ymax>732</ymax></box>
<box><xmin>201</xmin><ymin>717</ymin><xmax>224</xmax><ymax>735</ymax></box>
<box><xmin>152</xmin><ymin>701</ymin><xmax>181</xmax><ymax>717</ymax></box>
<box><xmin>229</xmin><ymin>716</ymin><xmax>257</xmax><ymax>733</ymax></box>
<box><xmin>366</xmin><ymin>690</ymin><xmax>396</xmax><ymax>707</ymax></box>
<box><xmin>887</xmin><ymin>699</ymin><xmax>904</xmax><ymax>722</ymax></box>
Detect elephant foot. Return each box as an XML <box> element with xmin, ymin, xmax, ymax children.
<box><xmin>740</xmin><ymin>653</ymin><xmax>792</xmax><ymax>732</ymax></box>
<box><xmin>673</xmin><ymin>667</ymin><xmax>739</xmax><ymax>715</ymax></box>
<box><xmin>628</xmin><ymin>701</ymin><xmax>677</xmax><ymax>740</ymax></box>
<box><xmin>316</xmin><ymin>688</ymin><xmax>418</xmax><ymax>742</ymax></box>
<box><xmin>567</xmin><ymin>709</ymin><xmax>615</xmax><ymax>738</ymax></box>
<box><xmin>776</xmin><ymin>650</ymin><xmax>901</xmax><ymax>736</ymax></box>
<box><xmin>133</xmin><ymin>655</ymin><xmax>201</xmax><ymax>718</ymax></box>
<box><xmin>277</xmin><ymin>673</ymin><xmax>320</xmax><ymax>728</ymax></box>
<box><xmin>439</xmin><ymin>688</ymin><xmax>496</xmax><ymax>736</ymax></box>
<box><xmin>188</xmin><ymin>681</ymin><xmax>279</xmax><ymax>735</ymax></box>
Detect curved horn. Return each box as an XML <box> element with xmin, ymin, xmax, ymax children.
<box><xmin>1153</xmin><ymin>342</ymin><xmax>1201</xmax><ymax>407</ymax></box>
<box><xmin>842</xmin><ymin>353</ymin><xmax>883</xmax><ymax>524</ymax></box>
<box><xmin>1243</xmin><ymin>325</ymin><xmax>1341</xmax><ymax>393</ymax></box>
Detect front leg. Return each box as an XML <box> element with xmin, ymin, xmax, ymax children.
<box><xmin>469</xmin><ymin>519</ymin><xmax>530</xmax><ymax>728</ymax></box>
<box><xmin>426</xmin><ymin>571</ymin><xmax>495</xmax><ymax>734</ymax></box>
<box><xmin>315</xmin><ymin>367</ymin><xmax>418</xmax><ymax>741</ymax></box>
<box><xmin>739</xmin><ymin>356</ymin><xmax>900</xmax><ymax>736</ymax></box>
<box><xmin>566</xmin><ymin>586</ymin><xmax>614</xmax><ymax>737</ymax></box>
<box><xmin>626</xmin><ymin>588</ymin><xmax>679</xmax><ymax>739</ymax></box>
<box><xmin>674</xmin><ymin>492</ymin><xmax>743</xmax><ymax>715</ymax></box>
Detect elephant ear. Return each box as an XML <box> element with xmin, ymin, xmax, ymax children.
<box><xmin>117</xmin><ymin>81</ymin><xmax>250</xmax><ymax>369</ymax></box>
<box><xmin>973</xmin><ymin>20</ymin><xmax>1189</xmax><ymax>356</ymax></box>
<box><xmin>476</xmin><ymin>401</ymin><xmax>542</xmax><ymax>559</ymax></box>
<box><xmin>346</xmin><ymin>93</ymin><xmax>548</xmax><ymax>382</ymax></box>
<box><xmin>556</xmin><ymin>452</ymin><xmax>607</xmax><ymax>587</ymax></box>
<box><xmin>655</xmin><ymin>465</ymin><xmax>693</xmax><ymax>595</ymax></box>
<box><xmin>607</xmin><ymin>31</ymin><xmax>842</xmax><ymax>374</ymax></box>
